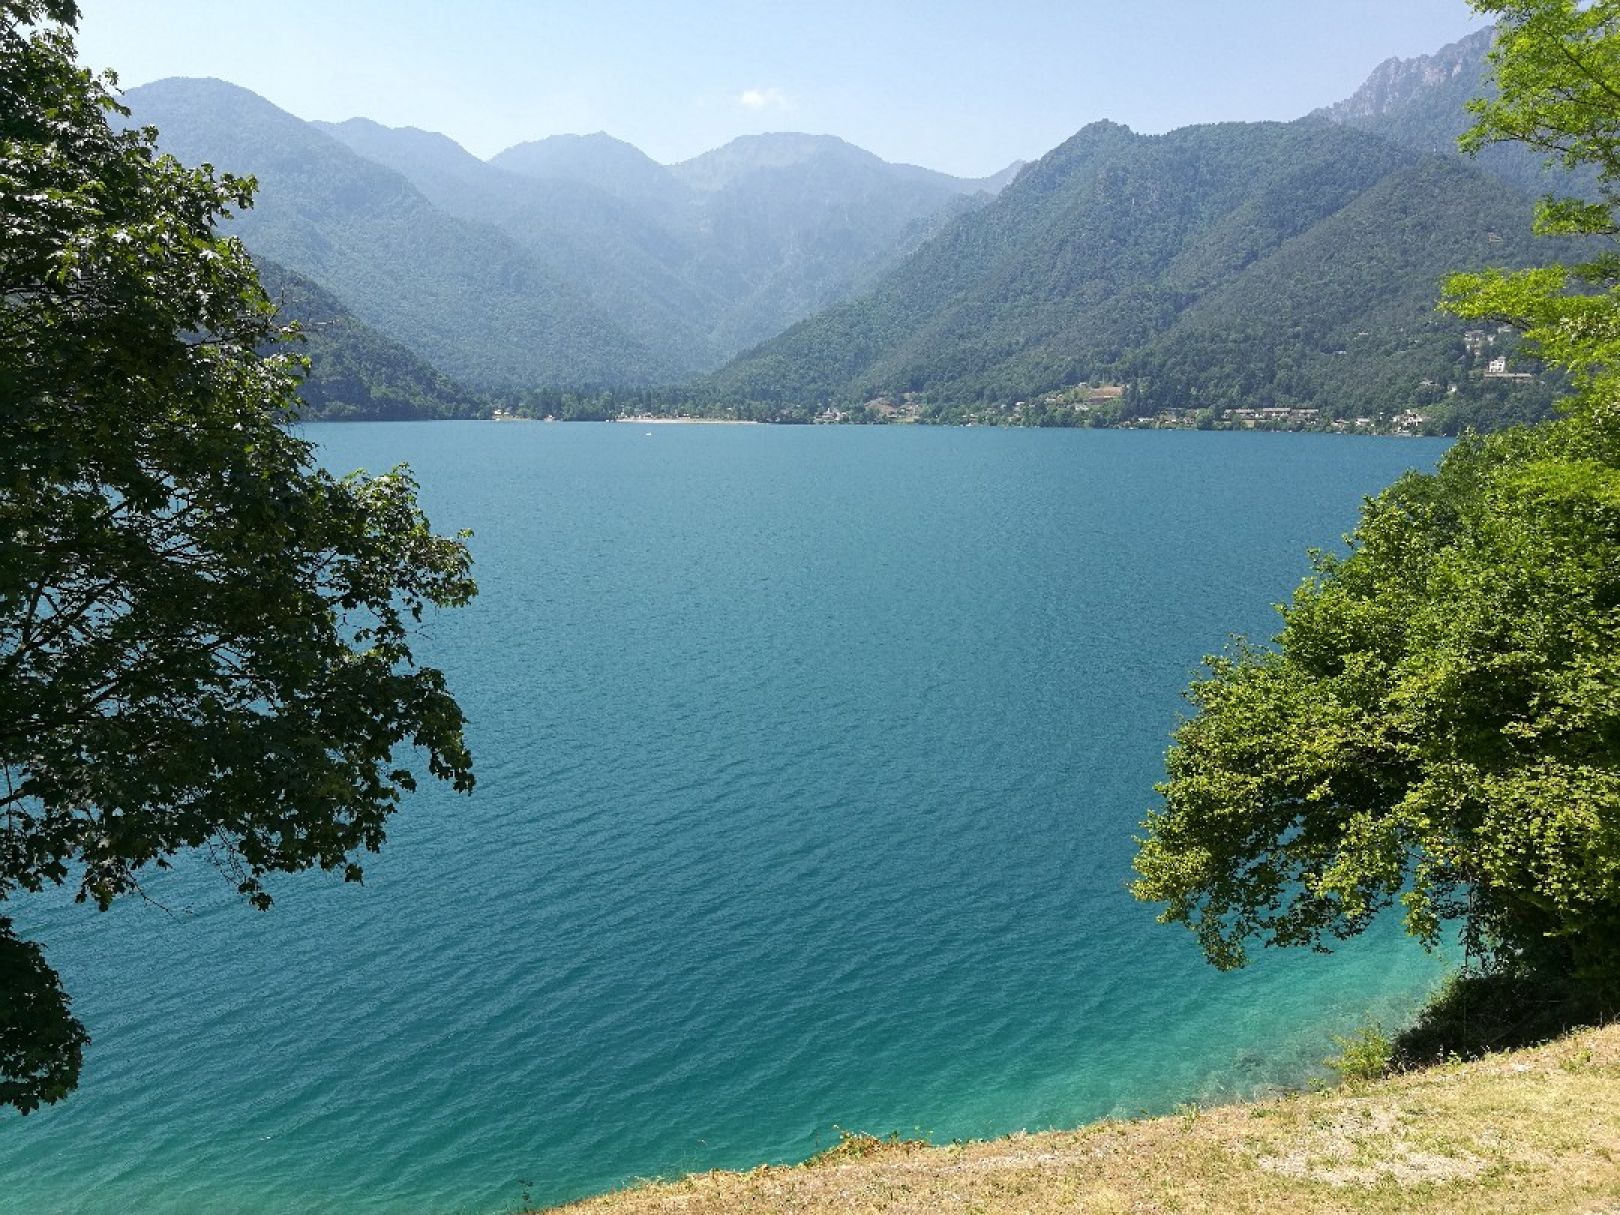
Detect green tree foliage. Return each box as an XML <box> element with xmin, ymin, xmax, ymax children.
<box><xmin>1444</xmin><ymin>1</ymin><xmax>1620</xmax><ymax>399</ymax></box>
<box><xmin>0</xmin><ymin>1</ymin><xmax>476</xmax><ymax>1112</ymax></box>
<box><xmin>1132</xmin><ymin>0</ymin><xmax>1620</xmax><ymax>999</ymax></box>
<box><xmin>1132</xmin><ymin>415</ymin><xmax>1620</xmax><ymax>980</ymax></box>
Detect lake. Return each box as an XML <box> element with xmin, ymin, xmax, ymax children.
<box><xmin>3</xmin><ymin>423</ymin><xmax>1453</xmax><ymax>1213</ymax></box>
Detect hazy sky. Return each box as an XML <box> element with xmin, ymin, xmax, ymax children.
<box><xmin>74</xmin><ymin>1</ymin><xmax>1492</xmax><ymax>176</ymax></box>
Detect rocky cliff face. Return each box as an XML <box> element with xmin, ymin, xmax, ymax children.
<box><xmin>1311</xmin><ymin>24</ymin><xmax>1593</xmax><ymax>201</ymax></box>
<box><xmin>1314</xmin><ymin>27</ymin><xmax>1494</xmax><ymax>124</ymax></box>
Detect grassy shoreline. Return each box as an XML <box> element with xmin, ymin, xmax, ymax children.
<box><xmin>540</xmin><ymin>1020</ymin><xmax>1620</xmax><ymax>1214</ymax></box>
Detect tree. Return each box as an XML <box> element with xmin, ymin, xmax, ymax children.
<box><xmin>1131</xmin><ymin>0</ymin><xmax>1620</xmax><ymax>1000</ymax></box>
<box><xmin>1443</xmin><ymin>0</ymin><xmax>1620</xmax><ymax>399</ymax></box>
<box><xmin>1</xmin><ymin>1</ymin><xmax>475</xmax><ymax>1112</ymax></box>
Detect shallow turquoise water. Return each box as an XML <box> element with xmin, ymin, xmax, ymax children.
<box><xmin>4</xmin><ymin>424</ymin><xmax>1453</xmax><ymax>1213</ymax></box>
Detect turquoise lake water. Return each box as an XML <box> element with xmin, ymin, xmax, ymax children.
<box><xmin>3</xmin><ymin>423</ymin><xmax>1454</xmax><ymax>1213</ymax></box>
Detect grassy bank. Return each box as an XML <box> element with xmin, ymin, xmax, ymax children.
<box><xmin>544</xmin><ymin>1021</ymin><xmax>1620</xmax><ymax>1214</ymax></box>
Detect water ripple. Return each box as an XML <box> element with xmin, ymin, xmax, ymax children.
<box><xmin>2</xmin><ymin>426</ymin><xmax>1452</xmax><ymax>1214</ymax></box>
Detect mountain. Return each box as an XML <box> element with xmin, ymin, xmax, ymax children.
<box><xmin>324</xmin><ymin>117</ymin><xmax>1019</xmax><ymax>369</ymax></box>
<box><xmin>126</xmin><ymin>78</ymin><xmax>1021</xmax><ymax>386</ymax></box>
<box><xmin>668</xmin><ymin>132</ymin><xmax>1009</xmax><ymax>196</ymax></box>
<box><xmin>122</xmin><ymin>78</ymin><xmax>671</xmax><ymax>389</ymax></box>
<box><xmin>123</xmin><ymin>31</ymin><xmax>1557</xmax><ymax>426</ymax></box>
<box><xmin>1316</xmin><ymin>27</ymin><xmax>1495</xmax><ymax>134</ymax></box>
<box><xmin>256</xmin><ymin>259</ymin><xmax>486</xmax><ymax>420</ymax></box>
<box><xmin>311</xmin><ymin>118</ymin><xmax>508</xmax><ymax>205</ymax></box>
<box><xmin>695</xmin><ymin>117</ymin><xmax>1560</xmax><ymax>427</ymax></box>
<box><xmin>660</xmin><ymin>133</ymin><xmax>1018</xmax><ymax>354</ymax></box>
<box><xmin>1312</xmin><ymin>27</ymin><xmax>1589</xmax><ymax>198</ymax></box>
<box><xmin>969</xmin><ymin>160</ymin><xmax>1026</xmax><ymax>195</ymax></box>
<box><xmin>311</xmin><ymin>118</ymin><xmax>724</xmax><ymax>372</ymax></box>
<box><xmin>1121</xmin><ymin>154</ymin><xmax>1559</xmax><ymax>427</ymax></box>
<box><xmin>488</xmin><ymin>132</ymin><xmax>691</xmax><ymax>219</ymax></box>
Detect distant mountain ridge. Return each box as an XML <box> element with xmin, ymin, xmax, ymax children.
<box><xmin>123</xmin><ymin>77</ymin><xmax>1020</xmax><ymax>387</ymax></box>
<box><xmin>490</xmin><ymin>131</ymin><xmax>681</xmax><ymax>208</ymax></box>
<box><xmin>665</xmin><ymin>131</ymin><xmax>1016</xmax><ymax>196</ymax></box>
<box><xmin>120</xmin><ymin>26</ymin><xmax>1570</xmax><ymax>434</ymax></box>
<box><xmin>336</xmin><ymin>120</ymin><xmax>1022</xmax><ymax>367</ymax></box>
<box><xmin>123</xmin><ymin>78</ymin><xmax>667</xmax><ymax>389</ymax></box>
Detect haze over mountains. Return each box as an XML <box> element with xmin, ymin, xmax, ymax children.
<box><xmin>125</xmin><ymin>78</ymin><xmax>1020</xmax><ymax>387</ymax></box>
<box><xmin>331</xmin><ymin>121</ymin><xmax>1017</xmax><ymax>370</ymax></box>
<box><xmin>123</xmin><ymin>27</ymin><xmax>1575</xmax><ymax>428</ymax></box>
<box><xmin>126</xmin><ymin>78</ymin><xmax>664</xmax><ymax>387</ymax></box>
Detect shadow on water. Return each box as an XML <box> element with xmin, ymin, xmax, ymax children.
<box><xmin>1394</xmin><ymin>969</ymin><xmax>1618</xmax><ymax>1066</ymax></box>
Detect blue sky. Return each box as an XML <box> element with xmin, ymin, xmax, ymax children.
<box><xmin>74</xmin><ymin>1</ymin><xmax>1492</xmax><ymax>176</ymax></box>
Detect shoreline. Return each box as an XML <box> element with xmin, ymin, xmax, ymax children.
<box><xmin>611</xmin><ymin>416</ymin><xmax>761</xmax><ymax>425</ymax></box>
<box><xmin>542</xmin><ymin>1021</ymin><xmax>1620</xmax><ymax>1213</ymax></box>
<box><xmin>316</xmin><ymin>416</ymin><xmax>1451</xmax><ymax>437</ymax></box>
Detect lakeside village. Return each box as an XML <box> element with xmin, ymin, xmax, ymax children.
<box><xmin>809</xmin><ymin>326</ymin><xmax>1544</xmax><ymax>435</ymax></box>
<box><xmin>488</xmin><ymin>327</ymin><xmax>1548</xmax><ymax>433</ymax></box>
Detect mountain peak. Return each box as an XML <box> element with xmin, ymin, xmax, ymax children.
<box><xmin>314</xmin><ymin>117</ymin><xmax>485</xmax><ymax>176</ymax></box>
<box><xmin>1308</xmin><ymin>25</ymin><xmax>1584</xmax><ymax>198</ymax></box>
<box><xmin>486</xmin><ymin>132</ymin><xmax>677</xmax><ymax>206</ymax></box>
<box><xmin>1315</xmin><ymin>27</ymin><xmax>1495</xmax><ymax>125</ymax></box>
<box><xmin>121</xmin><ymin>77</ymin><xmax>383</xmax><ymax>180</ymax></box>
<box><xmin>126</xmin><ymin>74</ymin><xmax>262</xmax><ymax>101</ymax></box>
<box><xmin>490</xmin><ymin>132</ymin><xmax>662</xmax><ymax>174</ymax></box>
<box><xmin>701</xmin><ymin>131</ymin><xmax>857</xmax><ymax>158</ymax></box>
<box><xmin>671</xmin><ymin>132</ymin><xmax>874</xmax><ymax>191</ymax></box>
<box><xmin>122</xmin><ymin>76</ymin><xmax>297</xmax><ymax>126</ymax></box>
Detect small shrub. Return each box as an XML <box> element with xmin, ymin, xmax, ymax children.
<box><xmin>1325</xmin><ymin>1023</ymin><xmax>1393</xmax><ymax>1089</ymax></box>
<box><xmin>1560</xmin><ymin>1046</ymin><xmax>1596</xmax><ymax>1073</ymax></box>
<box><xmin>807</xmin><ymin>1127</ymin><xmax>925</xmax><ymax>1166</ymax></box>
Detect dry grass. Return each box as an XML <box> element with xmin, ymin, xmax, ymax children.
<box><xmin>543</xmin><ymin>1022</ymin><xmax>1620</xmax><ymax>1214</ymax></box>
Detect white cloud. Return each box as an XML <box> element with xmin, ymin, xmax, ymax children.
<box><xmin>738</xmin><ymin>87</ymin><xmax>790</xmax><ymax>111</ymax></box>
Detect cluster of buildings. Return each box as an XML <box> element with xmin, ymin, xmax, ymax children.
<box><xmin>1466</xmin><ymin>326</ymin><xmax>1536</xmax><ymax>380</ymax></box>
<box><xmin>1463</xmin><ymin>326</ymin><xmax>1517</xmax><ymax>357</ymax></box>
<box><xmin>1117</xmin><ymin>404</ymin><xmax>1435</xmax><ymax>434</ymax></box>
<box><xmin>1327</xmin><ymin>411</ymin><xmax>1429</xmax><ymax>436</ymax></box>
<box><xmin>1036</xmin><ymin>384</ymin><xmax>1127</xmax><ymax>412</ymax></box>
<box><xmin>1226</xmin><ymin>407</ymin><xmax>1320</xmax><ymax>428</ymax></box>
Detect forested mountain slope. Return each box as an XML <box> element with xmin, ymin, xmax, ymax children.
<box><xmin>696</xmin><ymin>118</ymin><xmax>1559</xmax><ymax>426</ymax></box>
<box><xmin>122</xmin><ymin>78</ymin><xmax>672</xmax><ymax>389</ymax></box>
<box><xmin>1123</xmin><ymin>156</ymin><xmax>1557</xmax><ymax>427</ymax></box>
<box><xmin>1315</xmin><ymin>28</ymin><xmax>1497</xmax><ymax>153</ymax></box>
<box><xmin>664</xmin><ymin>133</ymin><xmax>1014</xmax><ymax>355</ymax></box>
<box><xmin>256</xmin><ymin>259</ymin><xmax>487</xmax><ymax>420</ymax></box>
<box><xmin>314</xmin><ymin>118</ymin><xmax>725</xmax><ymax>372</ymax></box>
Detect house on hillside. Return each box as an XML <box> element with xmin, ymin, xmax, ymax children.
<box><xmin>1484</xmin><ymin>356</ymin><xmax>1535</xmax><ymax>383</ymax></box>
